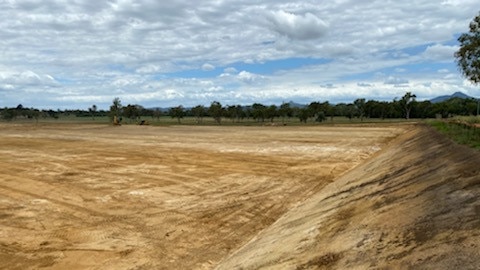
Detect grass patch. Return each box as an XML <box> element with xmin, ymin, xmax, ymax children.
<box><xmin>428</xmin><ymin>119</ymin><xmax>480</xmax><ymax>150</ymax></box>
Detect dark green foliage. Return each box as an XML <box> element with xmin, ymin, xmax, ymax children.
<box><xmin>190</xmin><ymin>105</ymin><xmax>206</xmax><ymax>124</ymax></box>
<box><xmin>251</xmin><ymin>103</ymin><xmax>267</xmax><ymax>122</ymax></box>
<box><xmin>109</xmin><ymin>97</ymin><xmax>122</xmax><ymax>120</ymax></box>
<box><xmin>1</xmin><ymin>91</ymin><xmax>478</xmax><ymax>124</ymax></box>
<box><xmin>455</xmin><ymin>12</ymin><xmax>480</xmax><ymax>84</ymax></box>
<box><xmin>169</xmin><ymin>105</ymin><xmax>185</xmax><ymax>123</ymax></box>
<box><xmin>208</xmin><ymin>101</ymin><xmax>224</xmax><ymax>124</ymax></box>
<box><xmin>124</xmin><ymin>104</ymin><xmax>142</xmax><ymax>122</ymax></box>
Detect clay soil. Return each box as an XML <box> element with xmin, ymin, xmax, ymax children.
<box><xmin>217</xmin><ymin>125</ymin><xmax>480</xmax><ymax>269</ymax></box>
<box><xmin>0</xmin><ymin>123</ymin><xmax>404</xmax><ymax>269</ymax></box>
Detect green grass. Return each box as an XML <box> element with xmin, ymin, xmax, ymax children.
<box><xmin>428</xmin><ymin>119</ymin><xmax>480</xmax><ymax>150</ymax></box>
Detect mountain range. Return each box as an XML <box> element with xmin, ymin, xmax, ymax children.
<box><xmin>430</xmin><ymin>92</ymin><xmax>474</xmax><ymax>103</ymax></box>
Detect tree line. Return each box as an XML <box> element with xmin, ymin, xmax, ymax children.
<box><xmin>2</xmin><ymin>92</ymin><xmax>479</xmax><ymax>124</ymax></box>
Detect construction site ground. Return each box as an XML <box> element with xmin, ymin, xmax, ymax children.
<box><xmin>0</xmin><ymin>123</ymin><xmax>478</xmax><ymax>269</ymax></box>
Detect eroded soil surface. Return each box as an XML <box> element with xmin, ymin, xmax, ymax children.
<box><xmin>0</xmin><ymin>123</ymin><xmax>404</xmax><ymax>269</ymax></box>
<box><xmin>216</xmin><ymin>125</ymin><xmax>480</xmax><ymax>269</ymax></box>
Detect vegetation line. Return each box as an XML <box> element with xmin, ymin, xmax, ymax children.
<box><xmin>428</xmin><ymin>117</ymin><xmax>480</xmax><ymax>150</ymax></box>
<box><xmin>2</xmin><ymin>92</ymin><xmax>479</xmax><ymax>126</ymax></box>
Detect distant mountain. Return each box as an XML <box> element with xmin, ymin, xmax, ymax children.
<box><xmin>430</xmin><ymin>92</ymin><xmax>474</xmax><ymax>103</ymax></box>
<box><xmin>287</xmin><ymin>101</ymin><xmax>307</xmax><ymax>108</ymax></box>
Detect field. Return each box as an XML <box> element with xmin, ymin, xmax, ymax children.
<box><xmin>0</xmin><ymin>123</ymin><xmax>403</xmax><ymax>269</ymax></box>
<box><xmin>1</xmin><ymin>123</ymin><xmax>479</xmax><ymax>269</ymax></box>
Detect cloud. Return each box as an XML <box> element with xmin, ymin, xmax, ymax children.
<box><xmin>0</xmin><ymin>0</ymin><xmax>479</xmax><ymax>108</ymax></box>
<box><xmin>320</xmin><ymin>83</ymin><xmax>336</xmax><ymax>89</ymax></box>
<box><xmin>237</xmin><ymin>71</ymin><xmax>266</xmax><ymax>84</ymax></box>
<box><xmin>136</xmin><ymin>65</ymin><xmax>161</xmax><ymax>74</ymax></box>
<box><xmin>423</xmin><ymin>44</ymin><xmax>458</xmax><ymax>61</ymax></box>
<box><xmin>267</xmin><ymin>10</ymin><xmax>328</xmax><ymax>40</ymax></box>
<box><xmin>223</xmin><ymin>67</ymin><xmax>238</xmax><ymax>74</ymax></box>
<box><xmin>201</xmin><ymin>63</ymin><xmax>215</xmax><ymax>71</ymax></box>
<box><xmin>0</xmin><ymin>70</ymin><xmax>59</xmax><ymax>87</ymax></box>
<box><xmin>384</xmin><ymin>76</ymin><xmax>409</xmax><ymax>85</ymax></box>
<box><xmin>357</xmin><ymin>83</ymin><xmax>374</xmax><ymax>87</ymax></box>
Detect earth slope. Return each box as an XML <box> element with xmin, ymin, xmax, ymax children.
<box><xmin>216</xmin><ymin>125</ymin><xmax>480</xmax><ymax>269</ymax></box>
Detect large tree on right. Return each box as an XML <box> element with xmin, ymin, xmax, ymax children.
<box><xmin>455</xmin><ymin>12</ymin><xmax>480</xmax><ymax>84</ymax></box>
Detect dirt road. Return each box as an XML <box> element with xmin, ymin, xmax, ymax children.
<box><xmin>0</xmin><ymin>123</ymin><xmax>404</xmax><ymax>269</ymax></box>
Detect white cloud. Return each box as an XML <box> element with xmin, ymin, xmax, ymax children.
<box><xmin>384</xmin><ymin>76</ymin><xmax>409</xmax><ymax>85</ymax></box>
<box><xmin>267</xmin><ymin>10</ymin><xmax>328</xmax><ymax>40</ymax></box>
<box><xmin>223</xmin><ymin>67</ymin><xmax>238</xmax><ymax>74</ymax></box>
<box><xmin>1</xmin><ymin>0</ymin><xmax>479</xmax><ymax>108</ymax></box>
<box><xmin>237</xmin><ymin>71</ymin><xmax>266</xmax><ymax>84</ymax></box>
<box><xmin>0</xmin><ymin>70</ymin><xmax>59</xmax><ymax>87</ymax></box>
<box><xmin>357</xmin><ymin>83</ymin><xmax>374</xmax><ymax>87</ymax></box>
<box><xmin>202</xmin><ymin>63</ymin><xmax>215</xmax><ymax>71</ymax></box>
<box><xmin>423</xmin><ymin>44</ymin><xmax>459</xmax><ymax>61</ymax></box>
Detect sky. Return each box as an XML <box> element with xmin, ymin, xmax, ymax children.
<box><xmin>0</xmin><ymin>0</ymin><xmax>479</xmax><ymax>110</ymax></box>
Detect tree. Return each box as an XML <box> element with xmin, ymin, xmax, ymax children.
<box><xmin>209</xmin><ymin>101</ymin><xmax>224</xmax><ymax>124</ymax></box>
<box><xmin>191</xmin><ymin>105</ymin><xmax>206</xmax><ymax>124</ymax></box>
<box><xmin>399</xmin><ymin>92</ymin><xmax>416</xmax><ymax>119</ymax></box>
<box><xmin>109</xmin><ymin>97</ymin><xmax>123</xmax><ymax>123</ymax></box>
<box><xmin>89</xmin><ymin>104</ymin><xmax>97</xmax><ymax>120</ymax></box>
<box><xmin>297</xmin><ymin>108</ymin><xmax>310</xmax><ymax>123</ymax></box>
<box><xmin>226</xmin><ymin>105</ymin><xmax>243</xmax><ymax>123</ymax></box>
<box><xmin>153</xmin><ymin>108</ymin><xmax>162</xmax><ymax>121</ymax></box>
<box><xmin>124</xmin><ymin>104</ymin><xmax>141</xmax><ymax>122</ymax></box>
<box><xmin>354</xmin><ymin>98</ymin><xmax>366</xmax><ymax>121</ymax></box>
<box><xmin>265</xmin><ymin>105</ymin><xmax>278</xmax><ymax>122</ymax></box>
<box><xmin>279</xmin><ymin>102</ymin><xmax>293</xmax><ymax>123</ymax></box>
<box><xmin>251</xmin><ymin>103</ymin><xmax>266</xmax><ymax>122</ymax></box>
<box><xmin>455</xmin><ymin>12</ymin><xmax>480</xmax><ymax>84</ymax></box>
<box><xmin>169</xmin><ymin>105</ymin><xmax>185</xmax><ymax>123</ymax></box>
<box><xmin>307</xmin><ymin>102</ymin><xmax>321</xmax><ymax>122</ymax></box>
<box><xmin>455</xmin><ymin>12</ymin><xmax>480</xmax><ymax>115</ymax></box>
<box><xmin>2</xmin><ymin>107</ymin><xmax>16</xmax><ymax>121</ymax></box>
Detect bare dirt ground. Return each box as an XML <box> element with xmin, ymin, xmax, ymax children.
<box><xmin>216</xmin><ymin>125</ymin><xmax>480</xmax><ymax>269</ymax></box>
<box><xmin>0</xmin><ymin>123</ymin><xmax>404</xmax><ymax>269</ymax></box>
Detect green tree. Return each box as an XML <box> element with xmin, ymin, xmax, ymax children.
<box><xmin>226</xmin><ymin>105</ymin><xmax>243</xmax><ymax>123</ymax></box>
<box><xmin>455</xmin><ymin>12</ymin><xmax>480</xmax><ymax>84</ymax></box>
<box><xmin>307</xmin><ymin>102</ymin><xmax>321</xmax><ymax>122</ymax></box>
<box><xmin>209</xmin><ymin>101</ymin><xmax>224</xmax><ymax>124</ymax></box>
<box><xmin>279</xmin><ymin>102</ymin><xmax>293</xmax><ymax>123</ymax></box>
<box><xmin>89</xmin><ymin>104</ymin><xmax>97</xmax><ymax>120</ymax></box>
<box><xmin>265</xmin><ymin>105</ymin><xmax>277</xmax><ymax>122</ymax></box>
<box><xmin>153</xmin><ymin>108</ymin><xmax>162</xmax><ymax>122</ymax></box>
<box><xmin>191</xmin><ymin>105</ymin><xmax>206</xmax><ymax>124</ymax></box>
<box><xmin>32</xmin><ymin>109</ymin><xmax>41</xmax><ymax>123</ymax></box>
<box><xmin>169</xmin><ymin>105</ymin><xmax>185</xmax><ymax>123</ymax></box>
<box><xmin>399</xmin><ymin>92</ymin><xmax>416</xmax><ymax>119</ymax></box>
<box><xmin>455</xmin><ymin>13</ymin><xmax>480</xmax><ymax>116</ymax></box>
<box><xmin>252</xmin><ymin>103</ymin><xmax>266</xmax><ymax>122</ymax></box>
<box><xmin>297</xmin><ymin>108</ymin><xmax>310</xmax><ymax>123</ymax></box>
<box><xmin>354</xmin><ymin>98</ymin><xmax>366</xmax><ymax>121</ymax></box>
<box><xmin>124</xmin><ymin>104</ymin><xmax>141</xmax><ymax>122</ymax></box>
<box><xmin>109</xmin><ymin>97</ymin><xmax>123</xmax><ymax>122</ymax></box>
<box><xmin>2</xmin><ymin>107</ymin><xmax>16</xmax><ymax>121</ymax></box>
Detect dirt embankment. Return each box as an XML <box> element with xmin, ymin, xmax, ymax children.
<box><xmin>216</xmin><ymin>125</ymin><xmax>480</xmax><ymax>269</ymax></box>
<box><xmin>0</xmin><ymin>124</ymin><xmax>404</xmax><ymax>270</ymax></box>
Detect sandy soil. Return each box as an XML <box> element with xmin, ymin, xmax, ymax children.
<box><xmin>0</xmin><ymin>123</ymin><xmax>404</xmax><ymax>269</ymax></box>
<box><xmin>216</xmin><ymin>125</ymin><xmax>480</xmax><ymax>269</ymax></box>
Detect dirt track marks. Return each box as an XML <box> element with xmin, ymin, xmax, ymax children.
<box><xmin>0</xmin><ymin>124</ymin><xmax>404</xmax><ymax>269</ymax></box>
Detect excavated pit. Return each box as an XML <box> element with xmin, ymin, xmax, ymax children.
<box><xmin>1</xmin><ymin>123</ymin><xmax>478</xmax><ymax>269</ymax></box>
<box><xmin>216</xmin><ymin>125</ymin><xmax>480</xmax><ymax>269</ymax></box>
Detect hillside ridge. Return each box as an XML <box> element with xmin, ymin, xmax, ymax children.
<box><xmin>215</xmin><ymin>124</ymin><xmax>480</xmax><ymax>269</ymax></box>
